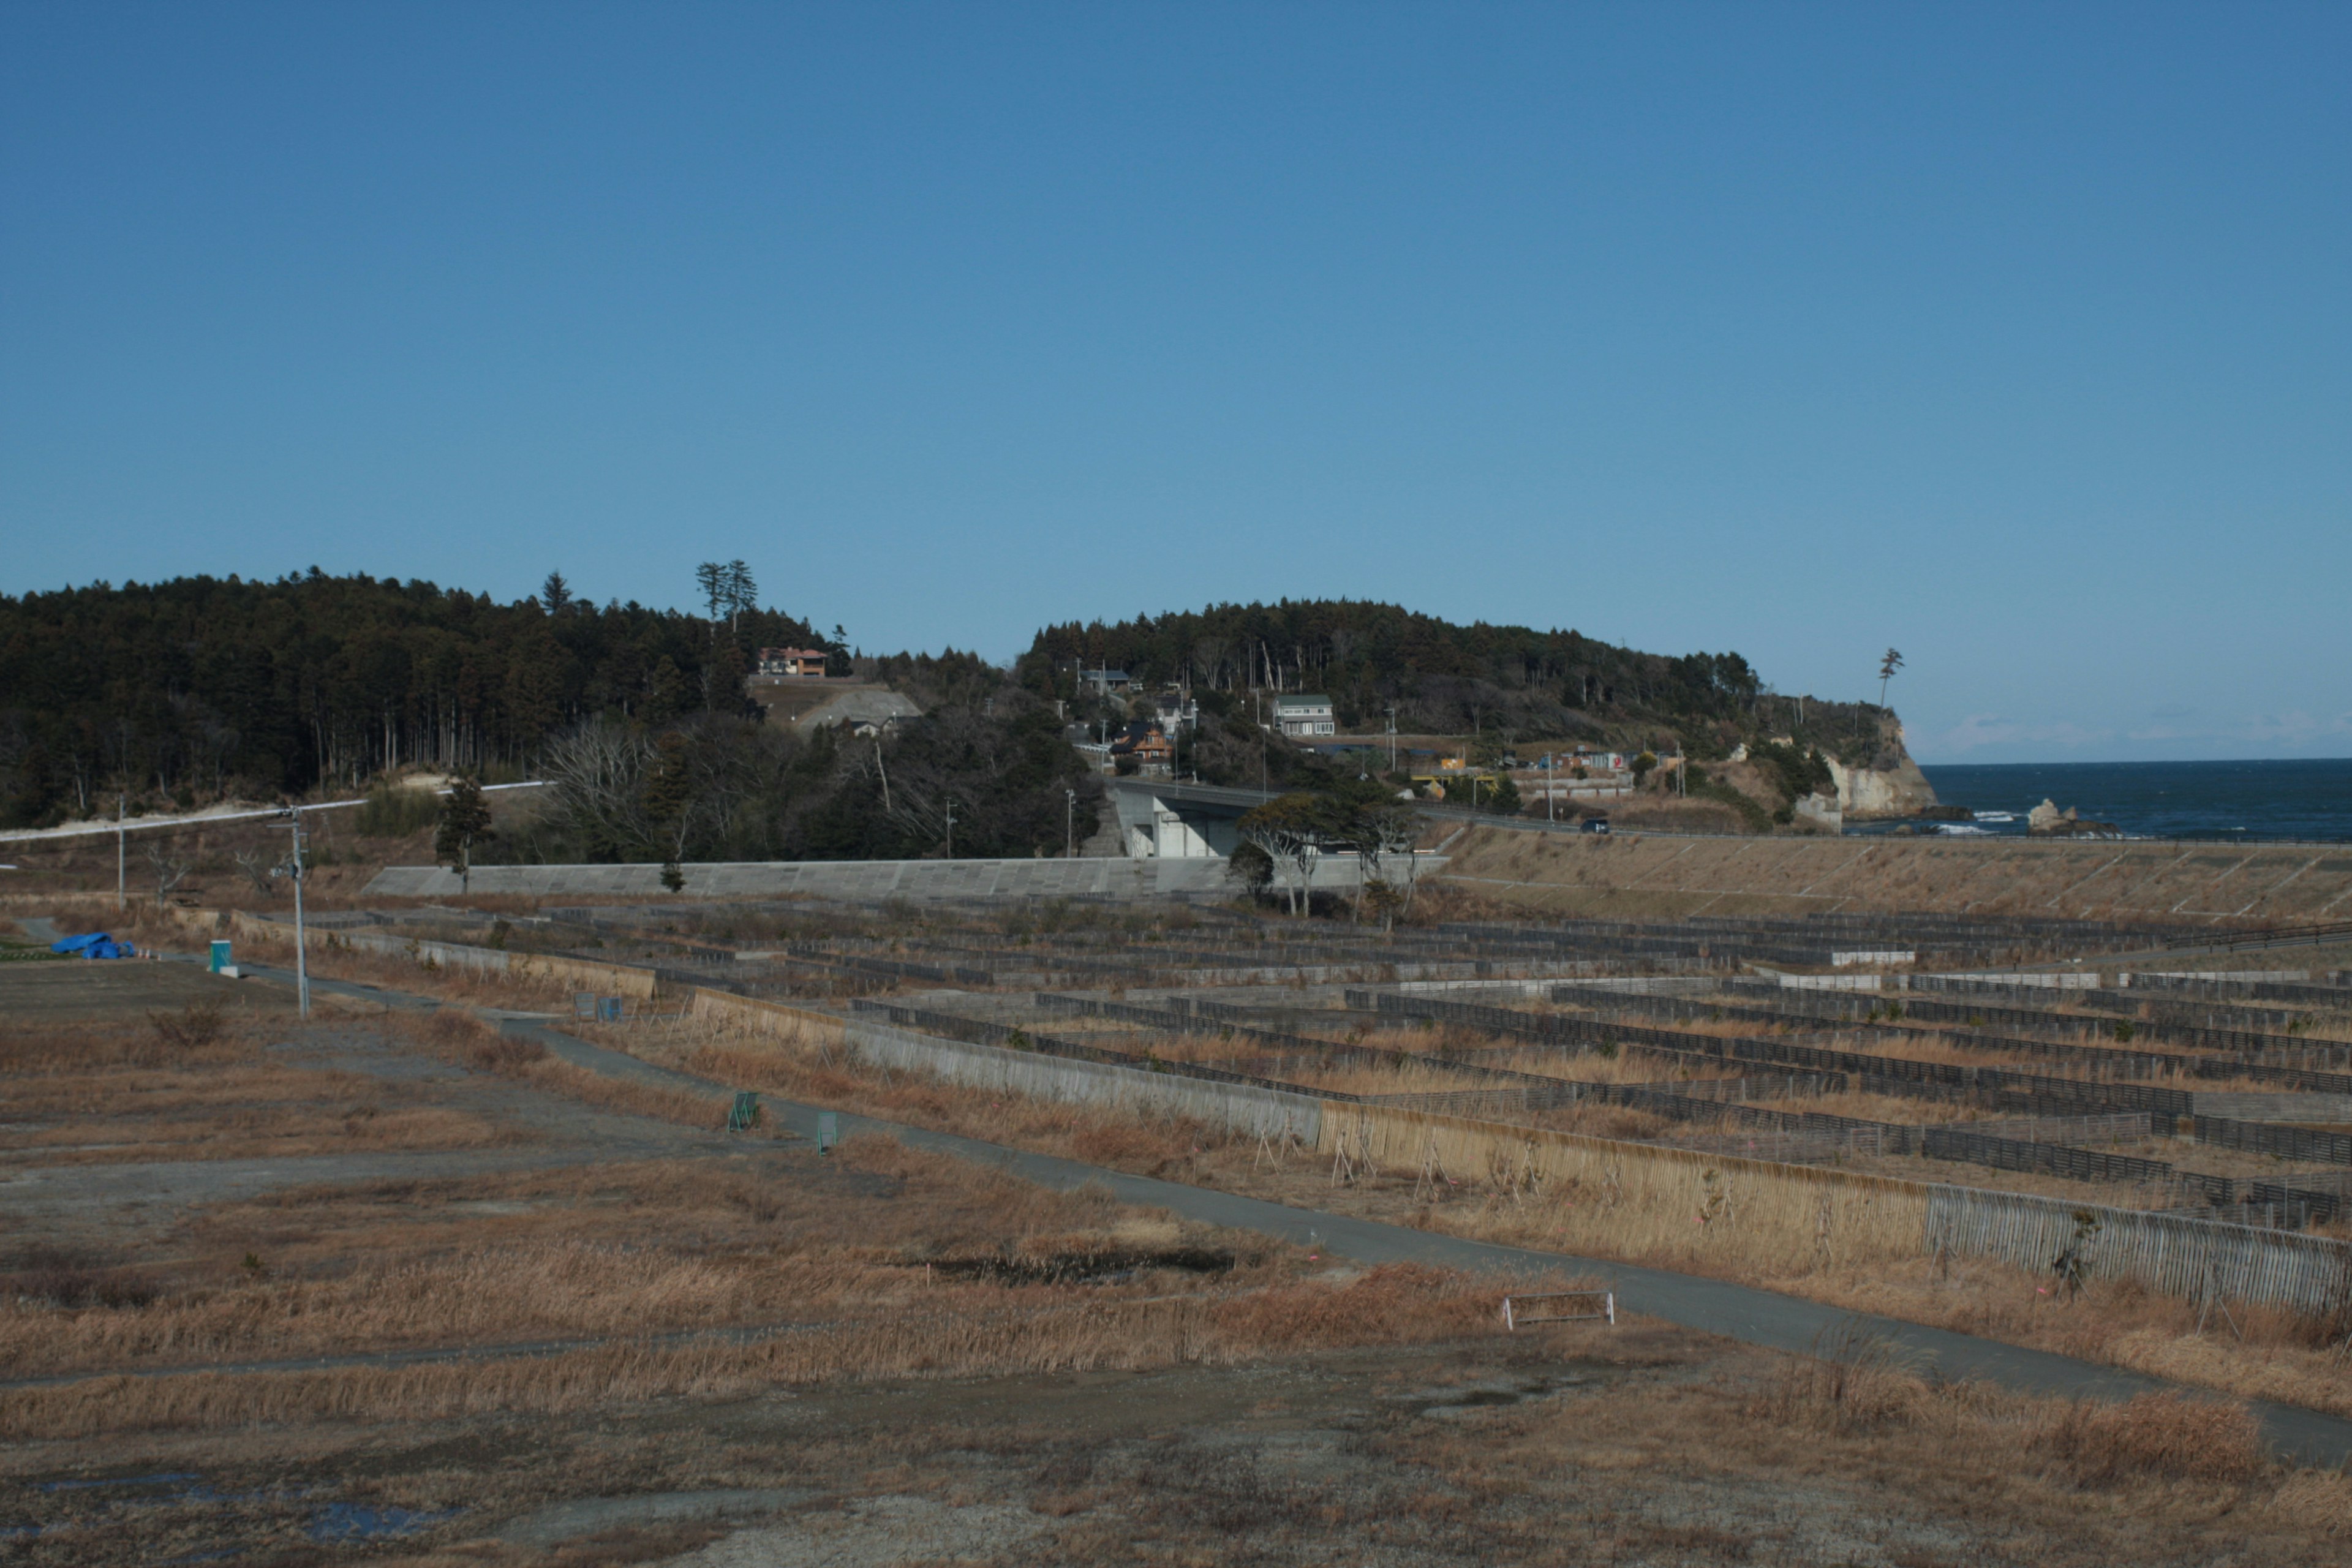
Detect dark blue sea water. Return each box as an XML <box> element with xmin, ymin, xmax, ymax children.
<box><xmin>1909</xmin><ymin>759</ymin><xmax>2352</xmax><ymax>843</ymax></box>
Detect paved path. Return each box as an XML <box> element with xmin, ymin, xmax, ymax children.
<box><xmin>126</xmin><ymin>948</ymin><xmax>2352</xmax><ymax>1468</ymax></box>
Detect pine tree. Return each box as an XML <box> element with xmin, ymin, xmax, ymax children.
<box><xmin>434</xmin><ymin>775</ymin><xmax>495</xmax><ymax>895</ymax></box>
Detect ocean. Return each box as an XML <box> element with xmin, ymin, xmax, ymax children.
<box><xmin>1907</xmin><ymin>758</ymin><xmax>2352</xmax><ymax>843</ymax></box>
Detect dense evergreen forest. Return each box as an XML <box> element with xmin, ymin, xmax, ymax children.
<box><xmin>1</xmin><ymin>576</ymin><xmax>1893</xmax><ymax>851</ymax></box>
<box><xmin>0</xmin><ymin>570</ymin><xmax>1101</xmax><ymax>856</ymax></box>
<box><xmin>0</xmin><ymin>570</ymin><xmax>839</xmax><ymax>826</ymax></box>
<box><xmin>1022</xmin><ymin>600</ymin><xmax>1893</xmax><ymax>764</ymax></box>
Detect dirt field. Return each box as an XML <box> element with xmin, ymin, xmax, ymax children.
<box><xmin>0</xmin><ymin>958</ymin><xmax>304</xmax><ymax>1024</ymax></box>
<box><xmin>9</xmin><ymin>962</ymin><xmax>2351</xmax><ymax>1561</ymax></box>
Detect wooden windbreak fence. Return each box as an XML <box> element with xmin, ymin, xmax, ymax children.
<box><xmin>1923</xmin><ymin>1187</ymin><xmax>2352</xmax><ymax>1319</ymax></box>
<box><xmin>2195</xmin><ymin>1115</ymin><xmax>2352</xmax><ymax>1167</ymax></box>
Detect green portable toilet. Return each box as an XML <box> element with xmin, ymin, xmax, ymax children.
<box><xmin>209</xmin><ymin>940</ymin><xmax>232</xmax><ymax>973</ymax></box>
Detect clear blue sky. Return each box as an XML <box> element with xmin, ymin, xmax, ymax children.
<box><xmin>4</xmin><ymin>4</ymin><xmax>2345</xmax><ymax>764</ymax></box>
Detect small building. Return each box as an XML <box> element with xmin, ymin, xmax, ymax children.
<box><xmin>1079</xmin><ymin>667</ymin><xmax>1133</xmax><ymax>696</ymax></box>
<box><xmin>1273</xmin><ymin>694</ymin><xmax>1335</xmax><ymax>738</ymax></box>
<box><xmin>1109</xmin><ymin>722</ymin><xmax>1175</xmax><ymax>775</ymax></box>
<box><xmin>757</xmin><ymin>647</ymin><xmax>832</xmax><ymax>678</ymax></box>
<box><xmin>1153</xmin><ymin>690</ymin><xmax>1199</xmax><ymax>732</ymax></box>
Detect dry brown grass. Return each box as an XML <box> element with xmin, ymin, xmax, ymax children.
<box><xmin>2040</xmin><ymin>1392</ymin><xmax>2267</xmax><ymax>1486</ymax></box>
<box><xmin>380</xmin><ymin>1006</ymin><xmax>737</xmax><ymax>1131</ymax></box>
<box><xmin>0</xmin><ymin>1009</ymin><xmax>516</xmax><ymax>1164</ymax></box>
<box><xmin>0</xmin><ymin>1120</ymin><xmax>1536</xmax><ymax>1441</ymax></box>
<box><xmin>0</xmin><ymin>1260</ymin><xmax>1518</xmax><ymax>1442</ymax></box>
<box><xmin>592</xmin><ymin>1008</ymin><xmax>2352</xmax><ymax>1425</ymax></box>
<box><xmin>1416</xmin><ymin>1336</ymin><xmax>2352</xmax><ymax>1561</ymax></box>
<box><xmin>0</xmin><ymin>1006</ymin><xmax>259</xmax><ymax>1074</ymax></box>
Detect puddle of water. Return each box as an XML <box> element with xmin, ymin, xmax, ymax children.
<box><xmin>24</xmin><ymin>1472</ymin><xmax>459</xmax><ymax>1548</ymax></box>
<box><xmin>37</xmin><ymin>1472</ymin><xmax>203</xmax><ymax>1493</ymax></box>
<box><xmin>307</xmin><ymin>1502</ymin><xmax>460</xmax><ymax>1542</ymax></box>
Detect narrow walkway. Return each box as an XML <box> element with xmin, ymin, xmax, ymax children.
<box><xmin>146</xmin><ymin>949</ymin><xmax>2352</xmax><ymax>1468</ymax></box>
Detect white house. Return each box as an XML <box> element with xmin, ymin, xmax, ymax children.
<box><xmin>1274</xmin><ymin>695</ymin><xmax>1335</xmax><ymax>738</ymax></box>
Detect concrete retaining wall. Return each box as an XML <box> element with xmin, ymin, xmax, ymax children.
<box><xmin>202</xmin><ymin>910</ymin><xmax>663</xmax><ymax>1000</ymax></box>
<box><xmin>365</xmin><ymin>856</ymin><xmax>1442</xmax><ymax>902</ymax></box>
<box><xmin>845</xmin><ymin>1019</ymin><xmax>1322</xmax><ymax>1144</ymax></box>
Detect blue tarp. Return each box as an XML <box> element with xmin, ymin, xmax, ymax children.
<box><xmin>51</xmin><ymin>932</ymin><xmax>136</xmax><ymax>959</ymax></box>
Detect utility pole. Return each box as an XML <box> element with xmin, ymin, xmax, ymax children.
<box><xmin>285</xmin><ymin>815</ymin><xmax>310</xmax><ymax>1020</ymax></box>
<box><xmin>115</xmin><ymin>793</ymin><xmax>126</xmax><ymax>913</ymax></box>
<box><xmin>944</xmin><ymin>801</ymin><xmax>957</xmax><ymax>859</ymax></box>
<box><xmin>1385</xmin><ymin>705</ymin><xmax>1396</xmax><ymax>773</ymax></box>
<box><xmin>1547</xmin><ymin>753</ymin><xmax>1555</xmax><ymax>823</ymax></box>
<box><xmin>1065</xmin><ymin>789</ymin><xmax>1076</xmax><ymax>857</ymax></box>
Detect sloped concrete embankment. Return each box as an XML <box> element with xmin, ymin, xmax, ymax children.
<box><xmin>1437</xmin><ymin>826</ymin><xmax>2352</xmax><ymax>925</ymax></box>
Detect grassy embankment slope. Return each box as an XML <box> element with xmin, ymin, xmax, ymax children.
<box><xmin>1435</xmin><ymin>825</ymin><xmax>2352</xmax><ymax>926</ymax></box>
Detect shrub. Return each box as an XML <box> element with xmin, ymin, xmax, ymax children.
<box><xmin>2039</xmin><ymin>1393</ymin><xmax>2264</xmax><ymax>1487</ymax></box>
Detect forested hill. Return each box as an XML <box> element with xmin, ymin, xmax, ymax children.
<box><xmin>1021</xmin><ymin>600</ymin><xmax>1895</xmax><ymax>761</ymax></box>
<box><xmin>0</xmin><ymin>570</ymin><xmax>832</xmax><ymax>826</ymax></box>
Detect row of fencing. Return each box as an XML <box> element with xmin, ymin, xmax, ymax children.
<box><xmin>2195</xmin><ymin>1115</ymin><xmax>2352</xmax><ymax>1167</ymax></box>
<box><xmin>925</xmin><ymin>990</ymin><xmax>2181</xmax><ymax>1191</ymax></box>
<box><xmin>1562</xmin><ymin>983</ymin><xmax>2203</xmax><ymax>1080</ymax></box>
<box><xmin>827</xmin><ymin>990</ymin><xmax>2352</xmax><ymax>1314</ymax></box>
<box><xmin>162</xmin><ymin>902</ymin><xmax>2352</xmax><ymax>1317</ymax></box>
<box><xmin>1351</xmin><ymin>988</ymin><xmax>2199</xmax><ymax>1123</ymax></box>
<box><xmin>1560</xmin><ymin>982</ymin><xmax>2352</xmax><ymax>1110</ymax></box>
<box><xmin>2130</xmin><ymin>974</ymin><xmax>2352</xmax><ymax>1006</ymax></box>
<box><xmin>818</xmin><ymin>990</ymin><xmax>2352</xmax><ymax>1314</ymax></box>
<box><xmin>1577</xmin><ymin>981</ymin><xmax>2352</xmax><ymax>1079</ymax></box>
<box><xmin>1724</xmin><ymin>976</ymin><xmax>2352</xmax><ymax>1055</ymax></box>
<box><xmin>1752</xmin><ymin>982</ymin><xmax>2352</xmax><ymax>1066</ymax></box>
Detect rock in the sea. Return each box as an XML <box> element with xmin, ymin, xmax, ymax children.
<box><xmin>2028</xmin><ymin>799</ymin><xmax>2122</xmax><ymax>837</ymax></box>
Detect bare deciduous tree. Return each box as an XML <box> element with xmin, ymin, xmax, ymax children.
<box><xmin>145</xmin><ymin>842</ymin><xmax>190</xmax><ymax>908</ymax></box>
<box><xmin>233</xmin><ymin>848</ymin><xmax>276</xmax><ymax>899</ymax></box>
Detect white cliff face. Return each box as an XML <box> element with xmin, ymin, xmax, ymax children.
<box><xmin>1792</xmin><ymin>791</ymin><xmax>1842</xmax><ymax>832</ymax></box>
<box><xmin>1823</xmin><ymin>755</ymin><xmax>1938</xmax><ymax>820</ymax></box>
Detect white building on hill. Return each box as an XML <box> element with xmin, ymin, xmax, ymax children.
<box><xmin>1274</xmin><ymin>695</ymin><xmax>1335</xmax><ymax>737</ymax></box>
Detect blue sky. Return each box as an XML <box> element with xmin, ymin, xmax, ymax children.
<box><xmin>4</xmin><ymin>3</ymin><xmax>2345</xmax><ymax>764</ymax></box>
